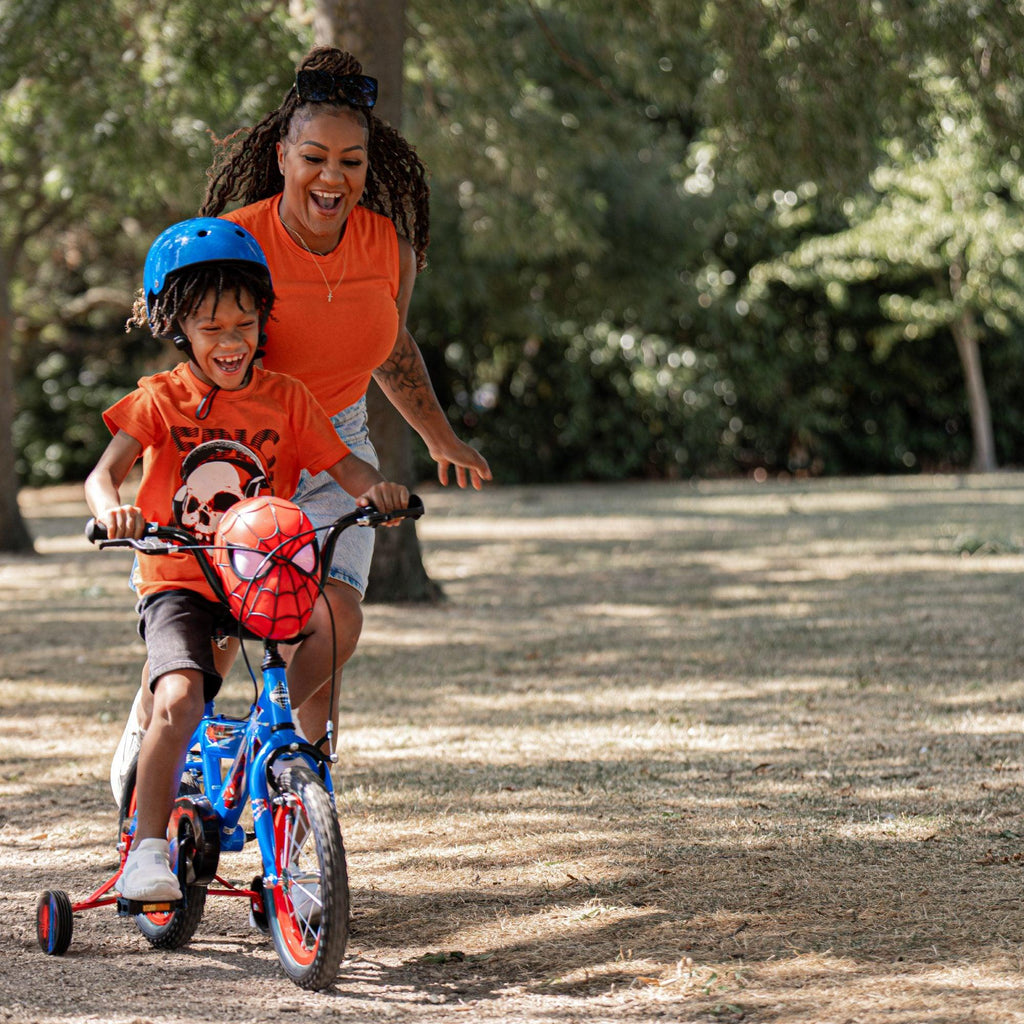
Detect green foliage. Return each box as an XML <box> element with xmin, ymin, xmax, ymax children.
<box><xmin>7</xmin><ymin>0</ymin><xmax>1024</xmax><ymax>488</ymax></box>
<box><xmin>747</xmin><ymin>88</ymin><xmax>1024</xmax><ymax>351</ymax></box>
<box><xmin>14</xmin><ymin>334</ymin><xmax>163</xmax><ymax>485</ymax></box>
<box><xmin>741</xmin><ymin>73</ymin><xmax>1024</xmax><ymax>470</ymax></box>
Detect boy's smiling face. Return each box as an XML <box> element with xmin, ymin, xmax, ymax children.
<box><xmin>181</xmin><ymin>287</ymin><xmax>260</xmax><ymax>390</ymax></box>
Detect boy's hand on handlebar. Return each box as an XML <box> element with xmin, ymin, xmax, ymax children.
<box><xmin>98</xmin><ymin>504</ymin><xmax>146</xmax><ymax>539</ymax></box>
<box><xmin>357</xmin><ymin>482</ymin><xmax>410</xmax><ymax>524</ymax></box>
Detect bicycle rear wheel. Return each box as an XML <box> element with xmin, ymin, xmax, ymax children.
<box><xmin>118</xmin><ymin>758</ymin><xmax>209</xmax><ymax>949</ymax></box>
<box><xmin>264</xmin><ymin>766</ymin><xmax>349</xmax><ymax>990</ymax></box>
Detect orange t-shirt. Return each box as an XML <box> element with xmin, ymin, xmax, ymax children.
<box><xmin>102</xmin><ymin>362</ymin><xmax>350</xmax><ymax>600</ymax></box>
<box><xmin>225</xmin><ymin>198</ymin><xmax>401</xmax><ymax>416</ymax></box>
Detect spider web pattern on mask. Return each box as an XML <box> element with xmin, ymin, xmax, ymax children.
<box><xmin>212</xmin><ymin>496</ymin><xmax>321</xmax><ymax>640</ymax></box>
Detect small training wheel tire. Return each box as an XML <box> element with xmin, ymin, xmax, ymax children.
<box><xmin>249</xmin><ymin>875</ymin><xmax>270</xmax><ymax>935</ymax></box>
<box><xmin>37</xmin><ymin>890</ymin><xmax>73</xmax><ymax>955</ymax></box>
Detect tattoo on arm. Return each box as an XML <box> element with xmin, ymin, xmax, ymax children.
<box><xmin>373</xmin><ymin>334</ymin><xmax>440</xmax><ymax>420</ymax></box>
<box><xmin>375</xmin><ymin>344</ymin><xmax>426</xmax><ymax>394</ymax></box>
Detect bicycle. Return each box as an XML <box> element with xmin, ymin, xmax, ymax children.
<box><xmin>35</xmin><ymin>495</ymin><xmax>423</xmax><ymax>991</ymax></box>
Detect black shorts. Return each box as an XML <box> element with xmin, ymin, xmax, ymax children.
<box><xmin>137</xmin><ymin>590</ymin><xmax>239</xmax><ymax>702</ymax></box>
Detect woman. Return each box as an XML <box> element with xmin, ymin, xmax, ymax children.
<box><xmin>110</xmin><ymin>47</ymin><xmax>490</xmax><ymax>801</ymax></box>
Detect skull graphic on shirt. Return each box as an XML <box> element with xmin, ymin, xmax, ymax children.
<box><xmin>172</xmin><ymin>440</ymin><xmax>269</xmax><ymax>539</ymax></box>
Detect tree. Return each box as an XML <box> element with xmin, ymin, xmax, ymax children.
<box><xmin>312</xmin><ymin>0</ymin><xmax>441</xmax><ymax>602</ymax></box>
<box><xmin>0</xmin><ymin>242</ymin><xmax>31</xmax><ymax>552</ymax></box>
<box><xmin>746</xmin><ymin>82</ymin><xmax>1024</xmax><ymax>472</ymax></box>
<box><xmin>0</xmin><ymin>0</ymin><xmax>303</xmax><ymax>551</ymax></box>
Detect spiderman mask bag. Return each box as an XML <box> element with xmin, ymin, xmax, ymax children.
<box><xmin>213</xmin><ymin>496</ymin><xmax>320</xmax><ymax>640</ymax></box>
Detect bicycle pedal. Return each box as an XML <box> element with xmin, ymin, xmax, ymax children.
<box><xmin>116</xmin><ymin>896</ymin><xmax>181</xmax><ymax>916</ymax></box>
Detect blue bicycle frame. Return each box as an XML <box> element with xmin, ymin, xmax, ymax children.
<box><xmin>184</xmin><ymin>643</ymin><xmax>334</xmax><ymax>879</ymax></box>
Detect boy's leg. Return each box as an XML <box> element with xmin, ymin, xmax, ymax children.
<box><xmin>121</xmin><ymin>668</ymin><xmax>205</xmax><ymax>901</ymax></box>
<box><xmin>120</xmin><ymin>591</ymin><xmax>224</xmax><ymax>901</ymax></box>
<box><xmin>110</xmin><ymin>639</ymin><xmax>237</xmax><ymax>804</ymax></box>
<box><xmin>134</xmin><ymin>669</ymin><xmax>205</xmax><ymax>840</ymax></box>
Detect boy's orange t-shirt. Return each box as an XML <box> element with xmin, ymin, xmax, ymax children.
<box><xmin>102</xmin><ymin>362</ymin><xmax>350</xmax><ymax>601</ymax></box>
<box><xmin>225</xmin><ymin>198</ymin><xmax>401</xmax><ymax>416</ymax></box>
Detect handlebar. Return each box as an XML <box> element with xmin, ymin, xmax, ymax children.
<box><xmin>86</xmin><ymin>495</ymin><xmax>423</xmax><ymax>546</ymax></box>
<box><xmin>85</xmin><ymin>495</ymin><xmax>425</xmax><ymax>608</ymax></box>
<box><xmin>318</xmin><ymin>494</ymin><xmax>423</xmax><ymax>573</ymax></box>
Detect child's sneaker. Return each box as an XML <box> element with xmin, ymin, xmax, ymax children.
<box><xmin>120</xmin><ymin>838</ymin><xmax>181</xmax><ymax>902</ymax></box>
<box><xmin>110</xmin><ymin>689</ymin><xmax>146</xmax><ymax>805</ymax></box>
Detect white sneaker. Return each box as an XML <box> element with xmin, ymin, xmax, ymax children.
<box><xmin>120</xmin><ymin>838</ymin><xmax>182</xmax><ymax>902</ymax></box>
<box><xmin>110</xmin><ymin>689</ymin><xmax>146</xmax><ymax>804</ymax></box>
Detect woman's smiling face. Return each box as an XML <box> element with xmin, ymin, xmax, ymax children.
<box><xmin>276</xmin><ymin>106</ymin><xmax>369</xmax><ymax>251</ymax></box>
<box><xmin>181</xmin><ymin>287</ymin><xmax>261</xmax><ymax>390</ymax></box>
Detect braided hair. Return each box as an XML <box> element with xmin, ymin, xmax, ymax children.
<box><xmin>126</xmin><ymin>263</ymin><xmax>276</xmax><ymax>348</ymax></box>
<box><xmin>200</xmin><ymin>46</ymin><xmax>430</xmax><ymax>271</ymax></box>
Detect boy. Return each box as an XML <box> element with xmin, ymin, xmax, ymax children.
<box><xmin>85</xmin><ymin>218</ymin><xmax>407</xmax><ymax>901</ymax></box>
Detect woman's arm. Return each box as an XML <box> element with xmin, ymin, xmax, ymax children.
<box><xmin>372</xmin><ymin>238</ymin><xmax>492</xmax><ymax>490</ymax></box>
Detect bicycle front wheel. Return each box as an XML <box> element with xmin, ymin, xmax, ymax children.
<box><xmin>265</xmin><ymin>766</ymin><xmax>349</xmax><ymax>991</ymax></box>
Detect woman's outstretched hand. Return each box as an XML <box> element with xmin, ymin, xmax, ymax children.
<box><xmin>431</xmin><ymin>439</ymin><xmax>491</xmax><ymax>490</ymax></box>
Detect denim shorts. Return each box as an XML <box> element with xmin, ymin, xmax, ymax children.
<box><xmin>291</xmin><ymin>396</ymin><xmax>379</xmax><ymax>597</ymax></box>
<box><xmin>137</xmin><ymin>589</ymin><xmax>238</xmax><ymax>702</ymax></box>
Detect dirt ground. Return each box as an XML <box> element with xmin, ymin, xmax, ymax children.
<box><xmin>4</xmin><ymin>475</ymin><xmax>1024</xmax><ymax>1023</ymax></box>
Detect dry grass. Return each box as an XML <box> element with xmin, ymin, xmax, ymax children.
<box><xmin>3</xmin><ymin>475</ymin><xmax>1024</xmax><ymax>1023</ymax></box>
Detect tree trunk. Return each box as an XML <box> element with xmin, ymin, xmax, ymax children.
<box><xmin>0</xmin><ymin>244</ymin><xmax>36</xmax><ymax>554</ymax></box>
<box><xmin>313</xmin><ymin>0</ymin><xmax>442</xmax><ymax>601</ymax></box>
<box><xmin>947</xmin><ymin>260</ymin><xmax>997</xmax><ymax>473</ymax></box>
<box><xmin>950</xmin><ymin>310</ymin><xmax>997</xmax><ymax>473</ymax></box>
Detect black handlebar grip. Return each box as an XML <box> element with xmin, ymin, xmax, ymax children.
<box><xmin>85</xmin><ymin>518</ymin><xmax>108</xmax><ymax>543</ymax></box>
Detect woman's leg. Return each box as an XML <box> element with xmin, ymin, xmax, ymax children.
<box><xmin>288</xmin><ymin>580</ymin><xmax>364</xmax><ymax>750</ymax></box>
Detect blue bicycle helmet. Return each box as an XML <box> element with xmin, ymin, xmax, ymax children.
<box><xmin>143</xmin><ymin>217</ymin><xmax>272</xmax><ymax>322</ymax></box>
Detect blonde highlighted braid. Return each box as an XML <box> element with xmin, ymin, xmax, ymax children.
<box><xmin>200</xmin><ymin>46</ymin><xmax>430</xmax><ymax>271</ymax></box>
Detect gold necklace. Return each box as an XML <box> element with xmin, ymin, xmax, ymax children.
<box><xmin>281</xmin><ymin>218</ymin><xmax>346</xmax><ymax>302</ymax></box>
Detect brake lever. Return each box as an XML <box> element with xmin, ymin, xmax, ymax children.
<box><xmin>98</xmin><ymin>538</ymin><xmax>178</xmax><ymax>554</ymax></box>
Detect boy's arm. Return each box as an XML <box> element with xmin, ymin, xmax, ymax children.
<box><xmin>324</xmin><ymin>453</ymin><xmax>409</xmax><ymax>519</ymax></box>
<box><xmin>84</xmin><ymin>429</ymin><xmax>146</xmax><ymax>539</ymax></box>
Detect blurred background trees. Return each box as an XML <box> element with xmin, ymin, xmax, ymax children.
<box><xmin>3</xmin><ymin>0</ymin><xmax>1024</xmax><ymax>549</ymax></box>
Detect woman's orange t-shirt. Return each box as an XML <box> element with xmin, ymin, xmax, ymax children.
<box><xmin>225</xmin><ymin>198</ymin><xmax>401</xmax><ymax>416</ymax></box>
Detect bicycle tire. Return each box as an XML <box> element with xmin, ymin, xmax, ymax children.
<box><xmin>264</xmin><ymin>766</ymin><xmax>349</xmax><ymax>990</ymax></box>
<box><xmin>36</xmin><ymin>889</ymin><xmax>73</xmax><ymax>955</ymax></box>
<box><xmin>118</xmin><ymin>757</ymin><xmax>208</xmax><ymax>949</ymax></box>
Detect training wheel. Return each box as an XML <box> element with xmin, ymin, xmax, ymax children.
<box><xmin>249</xmin><ymin>875</ymin><xmax>270</xmax><ymax>935</ymax></box>
<box><xmin>37</xmin><ymin>890</ymin><xmax>74</xmax><ymax>955</ymax></box>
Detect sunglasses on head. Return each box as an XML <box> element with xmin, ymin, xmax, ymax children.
<box><xmin>295</xmin><ymin>69</ymin><xmax>378</xmax><ymax>108</ymax></box>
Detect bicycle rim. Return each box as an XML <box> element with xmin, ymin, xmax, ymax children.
<box><xmin>265</xmin><ymin>766</ymin><xmax>349</xmax><ymax>990</ymax></box>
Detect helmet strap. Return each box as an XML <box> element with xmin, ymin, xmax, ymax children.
<box><xmin>195</xmin><ymin>384</ymin><xmax>221</xmax><ymax>421</ymax></box>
